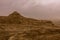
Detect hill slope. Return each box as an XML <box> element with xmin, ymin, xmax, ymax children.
<box><xmin>0</xmin><ymin>11</ymin><xmax>60</xmax><ymax>40</ymax></box>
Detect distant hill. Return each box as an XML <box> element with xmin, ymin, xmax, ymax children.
<box><xmin>0</xmin><ymin>11</ymin><xmax>55</xmax><ymax>31</ymax></box>
<box><xmin>0</xmin><ymin>11</ymin><xmax>54</xmax><ymax>25</ymax></box>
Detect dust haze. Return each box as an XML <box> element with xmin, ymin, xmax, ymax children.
<box><xmin>0</xmin><ymin>0</ymin><xmax>60</xmax><ymax>20</ymax></box>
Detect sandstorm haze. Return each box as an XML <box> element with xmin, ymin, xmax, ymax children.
<box><xmin>0</xmin><ymin>0</ymin><xmax>60</xmax><ymax>20</ymax></box>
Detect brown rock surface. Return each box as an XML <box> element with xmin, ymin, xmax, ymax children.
<box><xmin>0</xmin><ymin>11</ymin><xmax>60</xmax><ymax>40</ymax></box>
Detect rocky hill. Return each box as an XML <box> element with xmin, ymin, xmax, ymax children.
<box><xmin>0</xmin><ymin>11</ymin><xmax>60</xmax><ymax>40</ymax></box>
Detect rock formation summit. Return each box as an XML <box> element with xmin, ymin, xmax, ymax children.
<box><xmin>0</xmin><ymin>11</ymin><xmax>24</xmax><ymax>24</ymax></box>
<box><xmin>8</xmin><ymin>11</ymin><xmax>23</xmax><ymax>18</ymax></box>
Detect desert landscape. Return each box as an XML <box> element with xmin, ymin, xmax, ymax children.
<box><xmin>0</xmin><ymin>11</ymin><xmax>60</xmax><ymax>40</ymax></box>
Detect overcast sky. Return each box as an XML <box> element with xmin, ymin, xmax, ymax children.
<box><xmin>0</xmin><ymin>0</ymin><xmax>60</xmax><ymax>20</ymax></box>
